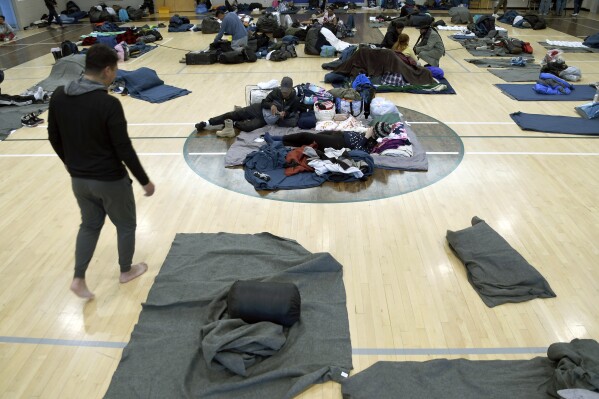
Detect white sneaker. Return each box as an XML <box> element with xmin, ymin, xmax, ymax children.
<box><xmin>492</xmin><ymin>13</ymin><xmax>499</xmax><ymax>17</ymax></box>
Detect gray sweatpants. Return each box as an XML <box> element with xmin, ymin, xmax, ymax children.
<box><xmin>71</xmin><ymin>176</ymin><xmax>136</xmax><ymax>278</ymax></box>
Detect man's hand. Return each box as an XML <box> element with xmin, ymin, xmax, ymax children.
<box><xmin>278</xmin><ymin>111</ymin><xmax>286</xmax><ymax>118</ymax></box>
<box><xmin>271</xmin><ymin>104</ymin><xmax>278</xmax><ymax>115</ymax></box>
<box><xmin>143</xmin><ymin>181</ymin><xmax>155</xmax><ymax>197</ymax></box>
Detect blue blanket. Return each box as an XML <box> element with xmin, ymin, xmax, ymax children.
<box><xmin>510</xmin><ymin>112</ymin><xmax>599</xmax><ymax>135</ymax></box>
<box><xmin>496</xmin><ymin>84</ymin><xmax>596</xmax><ymax>101</ymax></box>
<box><xmin>116</xmin><ymin>67</ymin><xmax>191</xmax><ymax>103</ymax></box>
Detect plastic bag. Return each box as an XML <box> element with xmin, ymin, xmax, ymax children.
<box><xmin>370</xmin><ymin>97</ymin><xmax>400</xmax><ymax>117</ymax></box>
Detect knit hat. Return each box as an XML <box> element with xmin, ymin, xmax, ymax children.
<box><xmin>373</xmin><ymin>122</ymin><xmax>391</xmax><ymax>139</ymax></box>
<box><xmin>280</xmin><ymin>76</ymin><xmax>293</xmax><ymax>94</ymax></box>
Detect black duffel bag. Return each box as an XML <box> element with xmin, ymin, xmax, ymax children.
<box><xmin>218</xmin><ymin>50</ymin><xmax>246</xmax><ymax>64</ymax></box>
<box><xmin>210</xmin><ymin>40</ymin><xmax>233</xmax><ymax>52</ymax></box>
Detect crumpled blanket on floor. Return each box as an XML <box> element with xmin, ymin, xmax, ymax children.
<box><xmin>341</xmin><ymin>339</ymin><xmax>599</xmax><ymax>399</ymax></box>
<box><xmin>104</xmin><ymin>232</ymin><xmax>353</xmax><ymax>399</ymax></box>
<box><xmin>115</xmin><ymin>67</ymin><xmax>191</xmax><ymax>103</ymax></box>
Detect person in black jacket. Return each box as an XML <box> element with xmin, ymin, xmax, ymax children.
<box><xmin>44</xmin><ymin>0</ymin><xmax>64</xmax><ymax>28</ymax></box>
<box><xmin>48</xmin><ymin>44</ymin><xmax>155</xmax><ymax>299</ymax></box>
<box><xmin>380</xmin><ymin>20</ymin><xmax>404</xmax><ymax>49</ymax></box>
<box><xmin>195</xmin><ymin>77</ymin><xmax>307</xmax><ymax>135</ymax></box>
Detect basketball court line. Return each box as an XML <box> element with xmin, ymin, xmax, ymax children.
<box><xmin>0</xmin><ymin>335</ymin><xmax>549</xmax><ymax>355</ymax></box>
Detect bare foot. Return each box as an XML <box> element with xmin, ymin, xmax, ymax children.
<box><xmin>70</xmin><ymin>278</ymin><xmax>95</xmax><ymax>299</ymax></box>
<box><xmin>119</xmin><ymin>262</ymin><xmax>148</xmax><ymax>283</ymax></box>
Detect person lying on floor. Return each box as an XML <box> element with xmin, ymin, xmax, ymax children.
<box><xmin>413</xmin><ymin>21</ymin><xmax>445</xmax><ymax>67</ymax></box>
<box><xmin>0</xmin><ymin>15</ymin><xmax>16</xmax><ymax>41</ymax></box>
<box><xmin>0</xmin><ymin>71</ymin><xmax>49</xmax><ymax>107</ymax></box>
<box><xmin>380</xmin><ymin>20</ymin><xmax>404</xmax><ymax>49</ymax></box>
<box><xmin>195</xmin><ymin>77</ymin><xmax>307</xmax><ymax>137</ymax></box>
<box><xmin>263</xmin><ymin>121</ymin><xmax>404</xmax><ymax>152</ymax></box>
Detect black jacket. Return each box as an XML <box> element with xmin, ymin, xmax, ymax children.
<box><xmin>48</xmin><ymin>82</ymin><xmax>149</xmax><ymax>185</ymax></box>
<box><xmin>261</xmin><ymin>88</ymin><xmax>306</xmax><ymax>114</ymax></box>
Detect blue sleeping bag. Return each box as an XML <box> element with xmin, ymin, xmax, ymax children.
<box><xmin>533</xmin><ymin>72</ymin><xmax>573</xmax><ymax>95</ymax></box>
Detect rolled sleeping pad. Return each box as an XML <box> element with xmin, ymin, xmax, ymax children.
<box><xmin>227</xmin><ymin>281</ymin><xmax>301</xmax><ymax>327</ymax></box>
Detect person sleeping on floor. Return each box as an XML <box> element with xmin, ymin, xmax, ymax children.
<box><xmin>263</xmin><ymin>121</ymin><xmax>412</xmax><ymax>156</ymax></box>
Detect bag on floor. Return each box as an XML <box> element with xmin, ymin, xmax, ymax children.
<box><xmin>335</xmin><ymin>97</ymin><xmax>363</xmax><ymax>116</ymax></box>
<box><xmin>320</xmin><ymin>45</ymin><xmax>336</xmax><ymax>57</ymax></box>
<box><xmin>186</xmin><ymin>50</ymin><xmax>218</xmax><ymax>65</ymax></box>
<box><xmin>522</xmin><ymin>42</ymin><xmax>533</xmax><ymax>54</ymax></box>
<box><xmin>227</xmin><ymin>281</ymin><xmax>301</xmax><ymax>327</ymax></box>
<box><xmin>243</xmin><ymin>47</ymin><xmax>258</xmax><ymax>62</ymax></box>
<box><xmin>297</xmin><ymin>83</ymin><xmax>334</xmax><ymax>105</ymax></box>
<box><xmin>61</xmin><ymin>40</ymin><xmax>79</xmax><ymax>57</ymax></box>
<box><xmin>202</xmin><ymin>17</ymin><xmax>221</xmax><ymax>34</ymax></box>
<box><xmin>210</xmin><ymin>40</ymin><xmax>233</xmax><ymax>52</ymax></box>
<box><xmin>370</xmin><ymin>97</ymin><xmax>399</xmax><ymax>117</ymax></box>
<box><xmin>314</xmin><ymin>100</ymin><xmax>336</xmax><ymax>121</ymax></box>
<box><xmin>218</xmin><ymin>50</ymin><xmax>246</xmax><ymax>64</ymax></box>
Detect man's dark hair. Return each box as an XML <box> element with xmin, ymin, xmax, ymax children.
<box><xmin>392</xmin><ymin>20</ymin><xmax>405</xmax><ymax>29</ymax></box>
<box><xmin>85</xmin><ymin>44</ymin><xmax>118</xmax><ymax>74</ymax></box>
<box><xmin>0</xmin><ymin>15</ymin><xmax>5</xmax><ymax>20</ymax></box>
<box><xmin>215</xmin><ymin>10</ymin><xmax>225</xmax><ymax>17</ymax></box>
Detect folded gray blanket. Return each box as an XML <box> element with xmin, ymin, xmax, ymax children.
<box><xmin>446</xmin><ymin>216</ymin><xmax>556</xmax><ymax>307</ymax></box>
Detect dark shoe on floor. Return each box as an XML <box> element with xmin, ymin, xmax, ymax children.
<box><xmin>21</xmin><ymin>113</ymin><xmax>44</xmax><ymax>127</ymax></box>
<box><xmin>195</xmin><ymin>121</ymin><xmax>207</xmax><ymax>131</ymax></box>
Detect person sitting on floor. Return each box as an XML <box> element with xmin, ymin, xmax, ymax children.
<box><xmin>392</xmin><ymin>32</ymin><xmax>417</xmax><ymax>64</ymax></box>
<box><xmin>195</xmin><ymin>77</ymin><xmax>306</xmax><ymax>137</ymax></box>
<box><xmin>315</xmin><ymin>6</ymin><xmax>338</xmax><ymax>26</ymax></box>
<box><xmin>381</xmin><ymin>20</ymin><xmax>404</xmax><ymax>49</ymax></box>
<box><xmin>263</xmin><ymin>121</ymin><xmax>398</xmax><ymax>152</ymax></box>
<box><xmin>214</xmin><ymin>9</ymin><xmax>248</xmax><ymax>50</ymax></box>
<box><xmin>0</xmin><ymin>15</ymin><xmax>16</xmax><ymax>41</ymax></box>
<box><xmin>413</xmin><ymin>22</ymin><xmax>445</xmax><ymax>67</ymax></box>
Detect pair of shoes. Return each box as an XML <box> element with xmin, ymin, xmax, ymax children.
<box><xmin>571</xmin><ymin>12</ymin><xmax>578</xmax><ymax>16</ymax></box>
<box><xmin>216</xmin><ymin>119</ymin><xmax>236</xmax><ymax>138</ymax></box>
<box><xmin>21</xmin><ymin>112</ymin><xmax>44</xmax><ymax>127</ymax></box>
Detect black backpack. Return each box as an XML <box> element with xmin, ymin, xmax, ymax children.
<box><xmin>256</xmin><ymin>13</ymin><xmax>278</xmax><ymax>33</ymax></box>
<box><xmin>210</xmin><ymin>40</ymin><xmax>233</xmax><ymax>52</ymax></box>
<box><xmin>243</xmin><ymin>48</ymin><xmax>258</xmax><ymax>62</ymax></box>
<box><xmin>474</xmin><ymin>15</ymin><xmax>495</xmax><ymax>37</ymax></box>
<box><xmin>61</xmin><ymin>40</ymin><xmax>79</xmax><ymax>57</ymax></box>
<box><xmin>201</xmin><ymin>17</ymin><xmax>221</xmax><ymax>34</ymax></box>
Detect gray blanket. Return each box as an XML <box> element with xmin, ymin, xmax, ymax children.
<box><xmin>342</xmin><ymin>358</ymin><xmax>555</xmax><ymax>399</ymax></box>
<box><xmin>489</xmin><ymin>68</ymin><xmax>542</xmax><ymax>82</ymax></box>
<box><xmin>28</xmin><ymin>54</ymin><xmax>85</xmax><ymax>92</ymax></box>
<box><xmin>104</xmin><ymin>233</ymin><xmax>353</xmax><ymax>399</ymax></box>
<box><xmin>342</xmin><ymin>339</ymin><xmax>599</xmax><ymax>399</ymax></box>
<box><xmin>466</xmin><ymin>58</ymin><xmax>536</xmax><ymax>68</ymax></box>
<box><xmin>0</xmin><ymin>103</ymin><xmax>48</xmax><ymax>139</ymax></box>
<box><xmin>538</xmin><ymin>42</ymin><xmax>599</xmax><ymax>53</ymax></box>
<box><xmin>446</xmin><ymin>216</ymin><xmax>556</xmax><ymax>307</ymax></box>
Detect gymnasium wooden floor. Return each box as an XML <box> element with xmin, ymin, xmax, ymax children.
<box><xmin>1</xmin><ymin>9</ymin><xmax>598</xmax><ymax>398</ymax></box>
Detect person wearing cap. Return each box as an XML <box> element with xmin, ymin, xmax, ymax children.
<box><xmin>195</xmin><ymin>77</ymin><xmax>306</xmax><ymax>136</ymax></box>
<box><xmin>413</xmin><ymin>22</ymin><xmax>445</xmax><ymax>67</ymax></box>
<box><xmin>263</xmin><ymin>121</ymin><xmax>399</xmax><ymax>153</ymax></box>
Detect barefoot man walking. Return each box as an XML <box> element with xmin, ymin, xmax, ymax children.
<box><xmin>48</xmin><ymin>44</ymin><xmax>155</xmax><ymax>299</ymax></box>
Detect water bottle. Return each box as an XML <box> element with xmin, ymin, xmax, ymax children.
<box><xmin>593</xmin><ymin>85</ymin><xmax>599</xmax><ymax>103</ymax></box>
